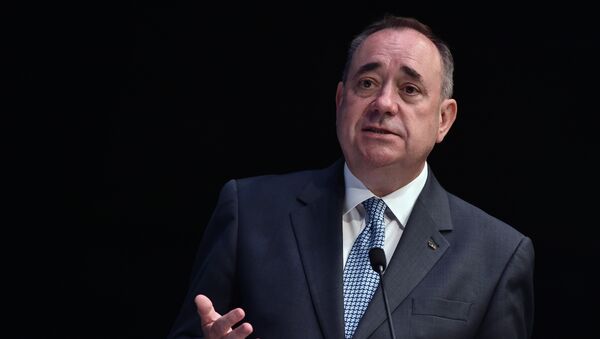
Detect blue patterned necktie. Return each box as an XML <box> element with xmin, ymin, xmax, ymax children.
<box><xmin>343</xmin><ymin>197</ymin><xmax>387</xmax><ymax>338</ymax></box>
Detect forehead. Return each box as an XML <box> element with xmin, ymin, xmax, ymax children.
<box><xmin>351</xmin><ymin>28</ymin><xmax>442</xmax><ymax>80</ymax></box>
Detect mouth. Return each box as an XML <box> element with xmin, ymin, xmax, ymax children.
<box><xmin>363</xmin><ymin>127</ymin><xmax>394</xmax><ymax>135</ymax></box>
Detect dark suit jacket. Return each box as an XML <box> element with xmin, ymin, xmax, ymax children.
<box><xmin>169</xmin><ymin>160</ymin><xmax>534</xmax><ymax>338</ymax></box>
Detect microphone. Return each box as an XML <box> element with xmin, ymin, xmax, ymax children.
<box><xmin>369</xmin><ymin>247</ymin><xmax>397</xmax><ymax>339</ymax></box>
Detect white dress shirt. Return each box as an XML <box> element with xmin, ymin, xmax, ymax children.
<box><xmin>342</xmin><ymin>163</ymin><xmax>428</xmax><ymax>268</ymax></box>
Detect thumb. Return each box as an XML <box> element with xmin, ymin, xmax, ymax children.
<box><xmin>195</xmin><ymin>294</ymin><xmax>221</xmax><ymax>325</ymax></box>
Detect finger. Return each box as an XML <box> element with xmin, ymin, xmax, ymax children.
<box><xmin>225</xmin><ymin>322</ymin><xmax>253</xmax><ymax>339</ymax></box>
<box><xmin>195</xmin><ymin>294</ymin><xmax>221</xmax><ymax>325</ymax></box>
<box><xmin>210</xmin><ymin>308</ymin><xmax>246</xmax><ymax>336</ymax></box>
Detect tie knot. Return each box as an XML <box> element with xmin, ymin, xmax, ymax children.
<box><xmin>362</xmin><ymin>197</ymin><xmax>387</xmax><ymax>224</ymax></box>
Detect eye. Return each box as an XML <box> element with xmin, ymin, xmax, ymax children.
<box><xmin>353</xmin><ymin>78</ymin><xmax>379</xmax><ymax>96</ymax></box>
<box><xmin>401</xmin><ymin>84</ymin><xmax>420</xmax><ymax>95</ymax></box>
<box><xmin>358</xmin><ymin>79</ymin><xmax>375</xmax><ymax>89</ymax></box>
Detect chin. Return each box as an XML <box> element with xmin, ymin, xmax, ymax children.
<box><xmin>361</xmin><ymin>151</ymin><xmax>401</xmax><ymax>169</ymax></box>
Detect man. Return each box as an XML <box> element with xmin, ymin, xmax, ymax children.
<box><xmin>169</xmin><ymin>15</ymin><xmax>534</xmax><ymax>338</ymax></box>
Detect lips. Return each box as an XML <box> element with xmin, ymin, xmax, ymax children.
<box><xmin>364</xmin><ymin>126</ymin><xmax>394</xmax><ymax>135</ymax></box>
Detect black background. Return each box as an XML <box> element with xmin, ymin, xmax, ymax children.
<box><xmin>14</xmin><ymin>3</ymin><xmax>599</xmax><ymax>338</ymax></box>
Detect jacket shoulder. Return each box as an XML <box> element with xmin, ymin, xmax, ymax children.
<box><xmin>446</xmin><ymin>192</ymin><xmax>529</xmax><ymax>243</ymax></box>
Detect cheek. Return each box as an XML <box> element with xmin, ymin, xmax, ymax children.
<box><xmin>337</xmin><ymin>114</ymin><xmax>356</xmax><ymax>147</ymax></box>
<box><xmin>337</xmin><ymin>105</ymin><xmax>361</xmax><ymax>134</ymax></box>
<box><xmin>405</xmin><ymin>113</ymin><xmax>440</xmax><ymax>144</ymax></box>
<box><xmin>336</xmin><ymin>110</ymin><xmax>350</xmax><ymax>141</ymax></box>
<box><xmin>428</xmin><ymin>114</ymin><xmax>442</xmax><ymax>137</ymax></box>
<box><xmin>337</xmin><ymin>94</ymin><xmax>373</xmax><ymax>142</ymax></box>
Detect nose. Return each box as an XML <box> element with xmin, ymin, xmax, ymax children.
<box><xmin>371</xmin><ymin>84</ymin><xmax>399</xmax><ymax>116</ymax></box>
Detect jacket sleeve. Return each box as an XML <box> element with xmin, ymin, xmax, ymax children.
<box><xmin>167</xmin><ymin>180</ymin><xmax>240</xmax><ymax>339</ymax></box>
<box><xmin>475</xmin><ymin>236</ymin><xmax>535</xmax><ymax>339</ymax></box>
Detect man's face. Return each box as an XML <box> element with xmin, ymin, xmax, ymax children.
<box><xmin>336</xmin><ymin>28</ymin><xmax>456</xmax><ymax>177</ymax></box>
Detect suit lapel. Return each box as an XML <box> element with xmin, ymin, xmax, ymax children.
<box><xmin>353</xmin><ymin>171</ymin><xmax>454</xmax><ymax>339</ymax></box>
<box><xmin>290</xmin><ymin>161</ymin><xmax>345</xmax><ymax>339</ymax></box>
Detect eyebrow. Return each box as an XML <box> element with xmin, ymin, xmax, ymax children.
<box><xmin>354</xmin><ymin>62</ymin><xmax>381</xmax><ymax>78</ymax></box>
<box><xmin>400</xmin><ymin>65</ymin><xmax>423</xmax><ymax>82</ymax></box>
<box><xmin>354</xmin><ymin>63</ymin><xmax>424</xmax><ymax>83</ymax></box>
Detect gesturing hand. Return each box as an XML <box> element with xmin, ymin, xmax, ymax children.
<box><xmin>195</xmin><ymin>294</ymin><xmax>254</xmax><ymax>339</ymax></box>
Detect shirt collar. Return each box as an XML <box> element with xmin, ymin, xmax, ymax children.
<box><xmin>343</xmin><ymin>162</ymin><xmax>428</xmax><ymax>226</ymax></box>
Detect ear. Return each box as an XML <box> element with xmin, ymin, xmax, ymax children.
<box><xmin>335</xmin><ymin>81</ymin><xmax>344</xmax><ymax>113</ymax></box>
<box><xmin>436</xmin><ymin>98</ymin><xmax>457</xmax><ymax>143</ymax></box>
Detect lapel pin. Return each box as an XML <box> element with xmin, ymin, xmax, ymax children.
<box><xmin>427</xmin><ymin>238</ymin><xmax>438</xmax><ymax>250</ymax></box>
